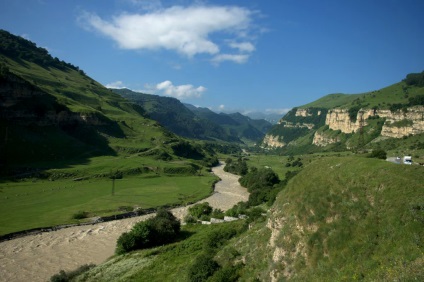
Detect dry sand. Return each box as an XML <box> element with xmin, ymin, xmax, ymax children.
<box><xmin>0</xmin><ymin>163</ymin><xmax>248</xmax><ymax>282</ymax></box>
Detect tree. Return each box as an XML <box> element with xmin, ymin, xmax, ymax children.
<box><xmin>368</xmin><ymin>149</ymin><xmax>387</xmax><ymax>160</ymax></box>
<box><xmin>115</xmin><ymin>208</ymin><xmax>180</xmax><ymax>254</ymax></box>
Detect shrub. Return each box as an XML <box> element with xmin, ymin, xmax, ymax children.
<box><xmin>368</xmin><ymin>149</ymin><xmax>387</xmax><ymax>159</ymax></box>
<box><xmin>50</xmin><ymin>264</ymin><xmax>95</xmax><ymax>282</ymax></box>
<box><xmin>211</xmin><ymin>208</ymin><xmax>224</xmax><ymax>219</ymax></box>
<box><xmin>115</xmin><ymin>208</ymin><xmax>180</xmax><ymax>254</ymax></box>
<box><xmin>184</xmin><ymin>214</ymin><xmax>198</xmax><ymax>224</ymax></box>
<box><xmin>209</xmin><ymin>264</ymin><xmax>243</xmax><ymax>282</ymax></box>
<box><xmin>72</xmin><ymin>211</ymin><xmax>88</xmax><ymax>220</ymax></box>
<box><xmin>224</xmin><ymin>157</ymin><xmax>248</xmax><ymax>176</ymax></box>
<box><xmin>115</xmin><ymin>231</ymin><xmax>139</xmax><ymax>255</ymax></box>
<box><xmin>187</xmin><ymin>253</ymin><xmax>220</xmax><ymax>282</ymax></box>
<box><xmin>188</xmin><ymin>202</ymin><xmax>213</xmax><ymax>219</ymax></box>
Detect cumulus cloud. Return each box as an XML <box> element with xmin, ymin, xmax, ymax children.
<box><xmin>105</xmin><ymin>80</ymin><xmax>126</xmax><ymax>88</ymax></box>
<box><xmin>79</xmin><ymin>4</ymin><xmax>257</xmax><ymax>62</ymax></box>
<box><xmin>156</xmin><ymin>80</ymin><xmax>206</xmax><ymax>99</ymax></box>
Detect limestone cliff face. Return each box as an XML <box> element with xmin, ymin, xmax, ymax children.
<box><xmin>378</xmin><ymin>106</ymin><xmax>424</xmax><ymax>138</ymax></box>
<box><xmin>295</xmin><ymin>108</ymin><xmax>312</xmax><ymax>117</ymax></box>
<box><xmin>312</xmin><ymin>131</ymin><xmax>340</xmax><ymax>147</ymax></box>
<box><xmin>325</xmin><ymin>109</ymin><xmax>373</xmax><ymax>133</ymax></box>
<box><xmin>262</xmin><ymin>108</ymin><xmax>324</xmax><ymax>148</ymax></box>
<box><xmin>262</xmin><ymin>134</ymin><xmax>286</xmax><ymax>148</ymax></box>
<box><xmin>325</xmin><ymin>106</ymin><xmax>424</xmax><ymax>138</ymax></box>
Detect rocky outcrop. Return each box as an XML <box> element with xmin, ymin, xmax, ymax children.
<box><xmin>325</xmin><ymin>109</ymin><xmax>373</xmax><ymax>133</ymax></box>
<box><xmin>295</xmin><ymin>108</ymin><xmax>312</xmax><ymax>117</ymax></box>
<box><xmin>378</xmin><ymin>106</ymin><xmax>424</xmax><ymax>138</ymax></box>
<box><xmin>262</xmin><ymin>134</ymin><xmax>286</xmax><ymax>148</ymax></box>
<box><xmin>325</xmin><ymin>106</ymin><xmax>424</xmax><ymax>138</ymax></box>
<box><xmin>313</xmin><ymin>131</ymin><xmax>340</xmax><ymax>147</ymax></box>
<box><xmin>280</xmin><ymin>121</ymin><xmax>314</xmax><ymax>130</ymax></box>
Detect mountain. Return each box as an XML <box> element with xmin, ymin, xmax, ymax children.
<box><xmin>111</xmin><ymin>88</ymin><xmax>241</xmax><ymax>143</ymax></box>
<box><xmin>112</xmin><ymin>88</ymin><xmax>271</xmax><ymax>143</ymax></box>
<box><xmin>262</xmin><ymin>74</ymin><xmax>424</xmax><ymax>154</ymax></box>
<box><xmin>244</xmin><ymin>111</ymin><xmax>285</xmax><ymax>124</ymax></box>
<box><xmin>0</xmin><ymin>29</ymin><xmax>218</xmax><ymax>174</ymax></box>
<box><xmin>184</xmin><ymin>104</ymin><xmax>272</xmax><ymax>142</ymax></box>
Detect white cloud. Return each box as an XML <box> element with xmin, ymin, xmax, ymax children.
<box><xmin>219</xmin><ymin>104</ymin><xmax>225</xmax><ymax>110</ymax></box>
<box><xmin>156</xmin><ymin>80</ymin><xmax>206</xmax><ymax>99</ymax></box>
<box><xmin>229</xmin><ymin>42</ymin><xmax>255</xmax><ymax>53</ymax></box>
<box><xmin>211</xmin><ymin>53</ymin><xmax>249</xmax><ymax>65</ymax></box>
<box><xmin>79</xmin><ymin>5</ymin><xmax>256</xmax><ymax>61</ymax></box>
<box><xmin>105</xmin><ymin>80</ymin><xmax>127</xmax><ymax>88</ymax></box>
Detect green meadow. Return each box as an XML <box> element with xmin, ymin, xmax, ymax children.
<box><xmin>0</xmin><ymin>173</ymin><xmax>216</xmax><ymax>236</ymax></box>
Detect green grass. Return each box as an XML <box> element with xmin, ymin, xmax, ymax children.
<box><xmin>73</xmin><ymin>222</ymin><xmax>246</xmax><ymax>282</ymax></box>
<box><xmin>246</xmin><ymin>156</ymin><xmax>424</xmax><ymax>281</ymax></box>
<box><xmin>302</xmin><ymin>81</ymin><xmax>424</xmax><ymax>109</ymax></box>
<box><xmin>0</xmin><ymin>174</ymin><xmax>216</xmax><ymax>235</ymax></box>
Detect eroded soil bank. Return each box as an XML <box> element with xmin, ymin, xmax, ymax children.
<box><xmin>0</xmin><ymin>163</ymin><xmax>248</xmax><ymax>282</ymax></box>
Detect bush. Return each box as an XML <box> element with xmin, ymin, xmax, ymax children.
<box><xmin>224</xmin><ymin>157</ymin><xmax>248</xmax><ymax>176</ymax></box>
<box><xmin>50</xmin><ymin>264</ymin><xmax>95</xmax><ymax>282</ymax></box>
<box><xmin>204</xmin><ymin>228</ymin><xmax>238</xmax><ymax>250</ymax></box>
<box><xmin>184</xmin><ymin>214</ymin><xmax>198</xmax><ymax>224</ymax></box>
<box><xmin>368</xmin><ymin>149</ymin><xmax>387</xmax><ymax>160</ymax></box>
<box><xmin>188</xmin><ymin>202</ymin><xmax>213</xmax><ymax>219</ymax></box>
<box><xmin>72</xmin><ymin>211</ymin><xmax>88</xmax><ymax>220</ymax></box>
<box><xmin>209</xmin><ymin>264</ymin><xmax>243</xmax><ymax>282</ymax></box>
<box><xmin>187</xmin><ymin>253</ymin><xmax>220</xmax><ymax>282</ymax></box>
<box><xmin>115</xmin><ymin>231</ymin><xmax>139</xmax><ymax>255</ymax></box>
<box><xmin>211</xmin><ymin>208</ymin><xmax>224</xmax><ymax>219</ymax></box>
<box><xmin>115</xmin><ymin>208</ymin><xmax>180</xmax><ymax>254</ymax></box>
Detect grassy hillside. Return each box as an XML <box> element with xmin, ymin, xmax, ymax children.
<box><xmin>69</xmin><ymin>155</ymin><xmax>424</xmax><ymax>281</ymax></box>
<box><xmin>235</xmin><ymin>156</ymin><xmax>424</xmax><ymax>281</ymax></box>
<box><xmin>0</xmin><ymin>29</ymin><xmax>220</xmax><ymax>234</ymax></box>
<box><xmin>186</xmin><ymin>105</ymin><xmax>271</xmax><ymax>142</ymax></box>
<box><xmin>302</xmin><ymin>78</ymin><xmax>424</xmax><ymax>110</ymax></box>
<box><xmin>111</xmin><ymin>88</ymin><xmax>240</xmax><ymax>142</ymax></box>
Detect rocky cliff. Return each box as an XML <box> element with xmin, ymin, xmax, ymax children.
<box><xmin>326</xmin><ymin>106</ymin><xmax>424</xmax><ymax>138</ymax></box>
<box><xmin>262</xmin><ymin>105</ymin><xmax>424</xmax><ymax>149</ymax></box>
<box><xmin>262</xmin><ymin>134</ymin><xmax>286</xmax><ymax>148</ymax></box>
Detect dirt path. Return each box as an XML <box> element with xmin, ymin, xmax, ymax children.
<box><xmin>0</xmin><ymin>163</ymin><xmax>248</xmax><ymax>282</ymax></box>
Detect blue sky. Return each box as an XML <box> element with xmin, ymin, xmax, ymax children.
<box><xmin>1</xmin><ymin>0</ymin><xmax>423</xmax><ymax>115</ymax></box>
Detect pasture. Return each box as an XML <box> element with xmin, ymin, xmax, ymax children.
<box><xmin>0</xmin><ymin>174</ymin><xmax>216</xmax><ymax>236</ymax></box>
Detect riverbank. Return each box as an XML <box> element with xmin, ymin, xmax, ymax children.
<box><xmin>0</xmin><ymin>163</ymin><xmax>248</xmax><ymax>282</ymax></box>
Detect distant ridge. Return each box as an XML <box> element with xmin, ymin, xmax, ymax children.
<box><xmin>112</xmin><ymin>88</ymin><xmax>271</xmax><ymax>143</ymax></box>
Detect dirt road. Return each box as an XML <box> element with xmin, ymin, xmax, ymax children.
<box><xmin>0</xmin><ymin>163</ymin><xmax>248</xmax><ymax>282</ymax></box>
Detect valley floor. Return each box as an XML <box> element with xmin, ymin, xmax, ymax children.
<box><xmin>0</xmin><ymin>162</ymin><xmax>249</xmax><ymax>282</ymax></box>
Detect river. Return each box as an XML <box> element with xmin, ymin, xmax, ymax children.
<box><xmin>0</xmin><ymin>162</ymin><xmax>248</xmax><ymax>282</ymax></box>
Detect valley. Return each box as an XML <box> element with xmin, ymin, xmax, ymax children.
<box><xmin>0</xmin><ymin>163</ymin><xmax>248</xmax><ymax>282</ymax></box>
<box><xmin>0</xmin><ymin>28</ymin><xmax>423</xmax><ymax>281</ymax></box>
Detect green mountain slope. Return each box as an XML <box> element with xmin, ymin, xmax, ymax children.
<box><xmin>0</xmin><ymin>29</ymin><xmax>218</xmax><ymax>174</ymax></box>
<box><xmin>185</xmin><ymin>104</ymin><xmax>272</xmax><ymax>142</ymax></box>
<box><xmin>235</xmin><ymin>156</ymin><xmax>424</xmax><ymax>281</ymax></box>
<box><xmin>262</xmin><ymin>73</ymin><xmax>424</xmax><ymax>155</ymax></box>
<box><xmin>111</xmin><ymin>88</ymin><xmax>241</xmax><ymax>142</ymax></box>
<box><xmin>112</xmin><ymin>88</ymin><xmax>271</xmax><ymax>143</ymax></box>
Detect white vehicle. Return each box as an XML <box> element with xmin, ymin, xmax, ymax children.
<box><xmin>403</xmin><ymin>156</ymin><xmax>412</xmax><ymax>165</ymax></box>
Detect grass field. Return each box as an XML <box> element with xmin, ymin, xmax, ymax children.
<box><xmin>0</xmin><ymin>173</ymin><xmax>216</xmax><ymax>236</ymax></box>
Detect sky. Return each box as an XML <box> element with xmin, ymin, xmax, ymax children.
<box><xmin>1</xmin><ymin>0</ymin><xmax>424</xmax><ymax>116</ymax></box>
